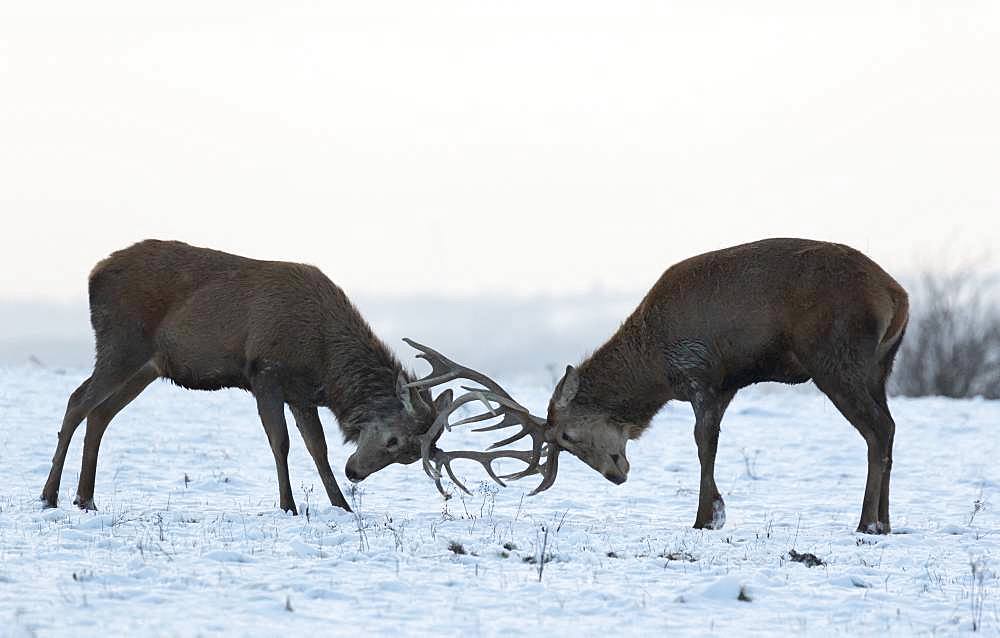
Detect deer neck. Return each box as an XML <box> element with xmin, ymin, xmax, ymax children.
<box><xmin>322</xmin><ymin>337</ymin><xmax>406</xmax><ymax>439</ymax></box>
<box><xmin>575</xmin><ymin>319</ymin><xmax>673</xmax><ymax>431</ymax></box>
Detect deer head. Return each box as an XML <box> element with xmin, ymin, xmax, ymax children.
<box><xmin>545</xmin><ymin>365</ymin><xmax>631</xmax><ymax>485</ymax></box>
<box><xmin>344</xmin><ymin>375</ymin><xmax>453</xmax><ymax>482</ymax></box>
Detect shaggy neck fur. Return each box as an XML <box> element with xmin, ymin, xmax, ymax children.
<box><xmin>321</xmin><ymin>309</ymin><xmax>411</xmax><ymax>443</ymax></box>
<box><xmin>574</xmin><ymin>311</ymin><xmax>673</xmax><ymax>436</ymax></box>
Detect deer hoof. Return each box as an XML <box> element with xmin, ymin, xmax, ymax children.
<box><xmin>694</xmin><ymin>497</ymin><xmax>726</xmax><ymax>530</ymax></box>
<box><xmin>707</xmin><ymin>498</ymin><xmax>727</xmax><ymax>529</ymax></box>
<box><xmin>75</xmin><ymin>497</ymin><xmax>98</xmax><ymax>511</ymax></box>
<box><xmin>40</xmin><ymin>494</ymin><xmax>57</xmax><ymax>509</ymax></box>
<box><xmin>857</xmin><ymin>521</ymin><xmax>889</xmax><ymax>535</ymax></box>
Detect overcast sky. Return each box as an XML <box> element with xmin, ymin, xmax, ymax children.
<box><xmin>2</xmin><ymin>2</ymin><xmax>998</xmax><ymax>304</ymax></box>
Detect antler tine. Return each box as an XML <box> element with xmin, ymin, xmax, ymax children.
<box><xmin>487</xmin><ymin>428</ymin><xmax>536</xmax><ymax>450</ymax></box>
<box><xmin>420</xmin><ymin>392</ymin><xmax>489</xmax><ymax>447</ymax></box>
<box><xmin>402</xmin><ymin>338</ymin><xmax>515</xmax><ymax>400</ymax></box>
<box><xmin>428</xmin><ymin>448</ymin><xmax>547</xmax><ymax>497</ymax></box>
<box><xmin>423</xmin><ymin>431</ymin><xmax>559</xmax><ymax>498</ymax></box>
<box><xmin>496</xmin><ymin>447</ymin><xmax>547</xmax><ymax>480</ymax></box>
<box><xmin>458</xmin><ymin>386</ymin><xmax>533</xmax><ymax>415</ymax></box>
<box><xmin>450</xmin><ymin>410</ymin><xmax>503</xmax><ymax>428</ymax></box>
<box><xmin>528</xmin><ymin>445</ymin><xmax>561</xmax><ymax>495</ymax></box>
<box><xmin>415</xmin><ymin>391</ymin><xmax>515</xmax><ymax>493</ymax></box>
<box><xmin>418</xmin><ymin>391</ymin><xmax>482</xmax><ymax>483</ymax></box>
<box><xmin>452</xmin><ymin>389</ymin><xmax>538</xmax><ymax>436</ymax></box>
<box><xmin>420</xmin><ymin>404</ymin><xmax>549</xmax><ymax>498</ymax></box>
<box><xmin>404</xmin><ymin>338</ymin><xmax>561</xmax><ymax>498</ymax></box>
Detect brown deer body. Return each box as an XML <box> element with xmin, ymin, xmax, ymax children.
<box><xmin>41</xmin><ymin>240</ymin><xmax>441</xmax><ymax>514</ymax></box>
<box><xmin>544</xmin><ymin>238</ymin><xmax>909</xmax><ymax>533</ymax></box>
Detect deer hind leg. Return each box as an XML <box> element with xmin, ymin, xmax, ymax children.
<box><xmin>253</xmin><ymin>376</ymin><xmax>297</xmax><ymax>515</ymax></box>
<box><xmin>42</xmin><ymin>344</ymin><xmax>152</xmax><ymax>508</ymax></box>
<box><xmin>41</xmin><ymin>377</ymin><xmax>93</xmax><ymax>507</ymax></box>
<box><xmin>691</xmin><ymin>388</ymin><xmax>736</xmax><ymax>530</ymax></box>
<box><xmin>289</xmin><ymin>405</ymin><xmax>352</xmax><ymax>512</ymax></box>
<box><xmin>870</xmin><ymin>387</ymin><xmax>895</xmax><ymax>530</ymax></box>
<box><xmin>74</xmin><ymin>362</ymin><xmax>158</xmax><ymax>510</ymax></box>
<box><xmin>813</xmin><ymin>372</ymin><xmax>894</xmax><ymax>534</ymax></box>
<box><xmin>868</xmin><ymin>368</ymin><xmax>897</xmax><ymax>531</ymax></box>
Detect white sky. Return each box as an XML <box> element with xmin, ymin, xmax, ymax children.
<box><xmin>1</xmin><ymin>2</ymin><xmax>998</xmax><ymax>302</ymax></box>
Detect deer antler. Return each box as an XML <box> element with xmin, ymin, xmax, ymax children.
<box><xmin>404</xmin><ymin>338</ymin><xmax>559</xmax><ymax>497</ymax></box>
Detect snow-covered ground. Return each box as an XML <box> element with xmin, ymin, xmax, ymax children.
<box><xmin>1</xmin><ymin>365</ymin><xmax>997</xmax><ymax>636</ymax></box>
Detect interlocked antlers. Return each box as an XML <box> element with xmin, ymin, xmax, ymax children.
<box><xmin>403</xmin><ymin>338</ymin><xmax>561</xmax><ymax>498</ymax></box>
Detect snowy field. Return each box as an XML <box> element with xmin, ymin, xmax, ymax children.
<box><xmin>1</xmin><ymin>365</ymin><xmax>997</xmax><ymax>637</ymax></box>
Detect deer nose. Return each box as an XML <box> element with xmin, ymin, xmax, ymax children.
<box><xmin>603</xmin><ymin>470</ymin><xmax>627</xmax><ymax>485</ymax></box>
<box><xmin>345</xmin><ymin>466</ymin><xmax>362</xmax><ymax>482</ymax></box>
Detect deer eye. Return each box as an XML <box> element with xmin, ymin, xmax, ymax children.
<box><xmin>386</xmin><ymin>436</ymin><xmax>399</xmax><ymax>449</ymax></box>
<box><xmin>560</xmin><ymin>432</ymin><xmax>574</xmax><ymax>444</ymax></box>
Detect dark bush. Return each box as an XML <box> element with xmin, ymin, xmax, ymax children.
<box><xmin>891</xmin><ymin>269</ymin><xmax>1000</xmax><ymax>399</ymax></box>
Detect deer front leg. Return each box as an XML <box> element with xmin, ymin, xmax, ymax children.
<box><xmin>691</xmin><ymin>389</ymin><xmax>735</xmax><ymax>530</ymax></box>
<box><xmin>289</xmin><ymin>405</ymin><xmax>352</xmax><ymax>512</ymax></box>
<box><xmin>253</xmin><ymin>374</ymin><xmax>297</xmax><ymax>515</ymax></box>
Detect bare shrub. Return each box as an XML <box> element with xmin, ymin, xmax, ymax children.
<box><xmin>891</xmin><ymin>268</ymin><xmax>1000</xmax><ymax>399</ymax></box>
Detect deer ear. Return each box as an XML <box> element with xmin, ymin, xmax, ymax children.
<box><xmin>433</xmin><ymin>388</ymin><xmax>454</xmax><ymax>413</ymax></box>
<box><xmin>397</xmin><ymin>372</ymin><xmax>430</xmax><ymax>417</ymax></box>
<box><xmin>554</xmin><ymin>365</ymin><xmax>579</xmax><ymax>409</ymax></box>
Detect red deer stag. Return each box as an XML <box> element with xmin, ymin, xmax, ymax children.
<box><xmin>408</xmin><ymin>238</ymin><xmax>909</xmax><ymax>535</ymax></box>
<box><xmin>41</xmin><ymin>240</ymin><xmax>449</xmax><ymax>514</ymax></box>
